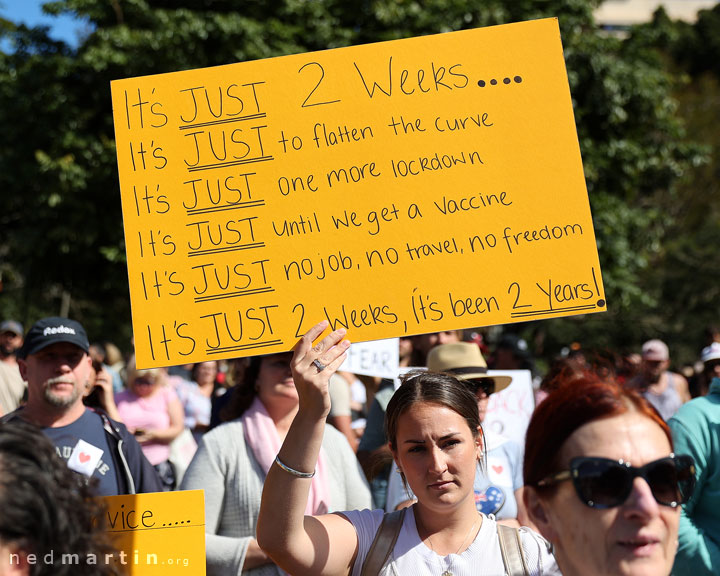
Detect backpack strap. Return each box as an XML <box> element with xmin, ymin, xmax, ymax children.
<box><xmin>360</xmin><ymin>508</ymin><xmax>406</xmax><ymax>576</ymax></box>
<box><xmin>497</xmin><ymin>523</ymin><xmax>530</xmax><ymax>576</ymax></box>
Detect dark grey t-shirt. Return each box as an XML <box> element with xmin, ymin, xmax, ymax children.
<box><xmin>44</xmin><ymin>409</ymin><xmax>120</xmax><ymax>495</ymax></box>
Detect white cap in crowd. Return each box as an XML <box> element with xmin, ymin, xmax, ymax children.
<box><xmin>642</xmin><ymin>339</ymin><xmax>669</xmax><ymax>362</ymax></box>
<box><xmin>700</xmin><ymin>342</ymin><xmax>720</xmax><ymax>364</ymax></box>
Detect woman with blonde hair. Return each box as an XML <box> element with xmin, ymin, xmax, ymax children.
<box><xmin>115</xmin><ymin>361</ymin><xmax>184</xmax><ymax>490</ymax></box>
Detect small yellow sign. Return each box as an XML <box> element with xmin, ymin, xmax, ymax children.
<box><xmin>111</xmin><ymin>18</ymin><xmax>605</xmax><ymax>368</ymax></box>
<box><xmin>101</xmin><ymin>490</ymin><xmax>205</xmax><ymax>575</ymax></box>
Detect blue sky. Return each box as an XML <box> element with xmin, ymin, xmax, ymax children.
<box><xmin>1</xmin><ymin>0</ymin><xmax>88</xmax><ymax>46</ymax></box>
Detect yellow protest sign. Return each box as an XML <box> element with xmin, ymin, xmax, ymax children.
<box><xmin>111</xmin><ymin>17</ymin><xmax>605</xmax><ymax>368</ymax></box>
<box><xmin>101</xmin><ymin>490</ymin><xmax>205</xmax><ymax>575</ymax></box>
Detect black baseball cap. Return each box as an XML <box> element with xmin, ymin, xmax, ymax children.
<box><xmin>17</xmin><ymin>317</ymin><xmax>90</xmax><ymax>359</ymax></box>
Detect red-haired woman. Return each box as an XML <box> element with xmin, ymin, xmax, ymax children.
<box><xmin>523</xmin><ymin>376</ymin><xmax>696</xmax><ymax>576</ymax></box>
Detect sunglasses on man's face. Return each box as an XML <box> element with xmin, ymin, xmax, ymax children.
<box><xmin>467</xmin><ymin>378</ymin><xmax>495</xmax><ymax>398</ymax></box>
<box><xmin>537</xmin><ymin>454</ymin><xmax>696</xmax><ymax>509</ymax></box>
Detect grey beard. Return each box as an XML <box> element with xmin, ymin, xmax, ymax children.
<box><xmin>43</xmin><ymin>383</ymin><xmax>81</xmax><ymax>408</ymax></box>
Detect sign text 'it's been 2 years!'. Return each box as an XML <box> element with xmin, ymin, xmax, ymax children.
<box><xmin>111</xmin><ymin>17</ymin><xmax>606</xmax><ymax>368</ymax></box>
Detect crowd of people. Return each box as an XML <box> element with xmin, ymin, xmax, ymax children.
<box><xmin>0</xmin><ymin>313</ymin><xmax>717</xmax><ymax>575</ymax></box>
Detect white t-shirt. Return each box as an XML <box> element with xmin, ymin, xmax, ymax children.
<box><xmin>342</xmin><ymin>507</ymin><xmax>560</xmax><ymax>576</ymax></box>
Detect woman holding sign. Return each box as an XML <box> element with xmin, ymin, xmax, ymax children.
<box><xmin>257</xmin><ymin>321</ymin><xmax>558</xmax><ymax>576</ymax></box>
<box><xmin>180</xmin><ymin>345</ymin><xmax>371</xmax><ymax>575</ymax></box>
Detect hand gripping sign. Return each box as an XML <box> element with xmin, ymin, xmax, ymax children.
<box><xmin>111</xmin><ymin>18</ymin><xmax>605</xmax><ymax>368</ymax></box>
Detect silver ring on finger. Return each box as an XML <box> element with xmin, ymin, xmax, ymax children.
<box><xmin>312</xmin><ymin>359</ymin><xmax>327</xmax><ymax>372</ymax></box>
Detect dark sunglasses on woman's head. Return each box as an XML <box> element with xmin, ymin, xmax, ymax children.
<box><xmin>466</xmin><ymin>378</ymin><xmax>495</xmax><ymax>397</ymax></box>
<box><xmin>537</xmin><ymin>454</ymin><xmax>696</xmax><ymax>509</ymax></box>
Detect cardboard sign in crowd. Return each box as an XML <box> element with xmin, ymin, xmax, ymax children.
<box><xmin>102</xmin><ymin>490</ymin><xmax>205</xmax><ymax>575</ymax></box>
<box><xmin>111</xmin><ymin>18</ymin><xmax>606</xmax><ymax>368</ymax></box>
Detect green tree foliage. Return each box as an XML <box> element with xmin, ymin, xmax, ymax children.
<box><xmin>0</xmin><ymin>0</ymin><xmax>709</xmax><ymax>359</ymax></box>
<box><xmin>616</xmin><ymin>4</ymin><xmax>720</xmax><ymax>363</ymax></box>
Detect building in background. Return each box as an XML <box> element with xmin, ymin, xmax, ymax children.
<box><xmin>595</xmin><ymin>0</ymin><xmax>718</xmax><ymax>35</ymax></box>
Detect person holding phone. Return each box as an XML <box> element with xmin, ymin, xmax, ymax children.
<box><xmin>83</xmin><ymin>358</ymin><xmax>122</xmax><ymax>422</ymax></box>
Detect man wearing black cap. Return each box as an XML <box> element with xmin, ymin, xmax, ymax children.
<box><xmin>0</xmin><ymin>317</ymin><xmax>162</xmax><ymax>495</ymax></box>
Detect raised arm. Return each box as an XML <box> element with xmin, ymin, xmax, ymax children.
<box><xmin>257</xmin><ymin>321</ymin><xmax>359</xmax><ymax>576</ymax></box>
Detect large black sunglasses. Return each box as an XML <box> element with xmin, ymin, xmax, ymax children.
<box><xmin>537</xmin><ymin>454</ymin><xmax>696</xmax><ymax>509</ymax></box>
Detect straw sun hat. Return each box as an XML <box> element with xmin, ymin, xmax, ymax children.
<box><xmin>427</xmin><ymin>342</ymin><xmax>512</xmax><ymax>394</ymax></box>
